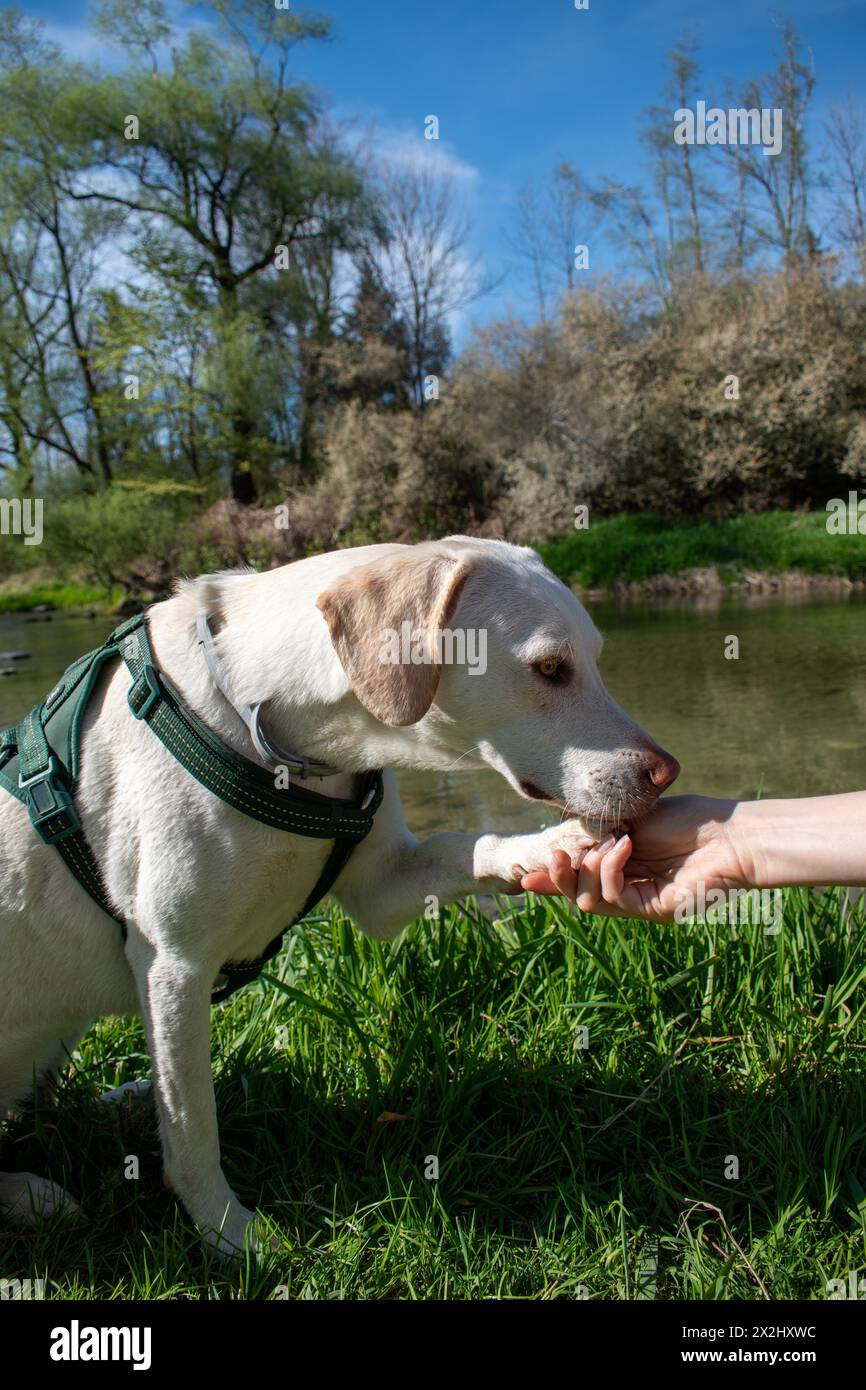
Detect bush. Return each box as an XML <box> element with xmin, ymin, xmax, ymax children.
<box><xmin>40</xmin><ymin>480</ymin><xmax>203</xmax><ymax>598</ymax></box>
<box><xmin>448</xmin><ymin>266</ymin><xmax>866</xmax><ymax>538</ymax></box>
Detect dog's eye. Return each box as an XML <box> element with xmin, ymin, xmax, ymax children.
<box><xmin>533</xmin><ymin>656</ymin><xmax>570</xmax><ymax>683</ymax></box>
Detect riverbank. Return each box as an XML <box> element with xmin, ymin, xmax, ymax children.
<box><xmin>536</xmin><ymin>511</ymin><xmax>866</xmax><ymax>598</ymax></box>
<box><xmin>0</xmin><ymin>576</ymin><xmax>120</xmax><ymax>614</ymax></box>
<box><xmin>2</xmin><ymin>510</ymin><xmax>865</xmax><ymax>612</ymax></box>
<box><xmin>580</xmin><ymin>565</ymin><xmax>866</xmax><ymax>602</ymax></box>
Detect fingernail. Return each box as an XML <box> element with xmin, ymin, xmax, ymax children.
<box><xmin>596</xmin><ymin>835</ymin><xmax>616</xmax><ymax>852</ymax></box>
<box><xmin>615</xmin><ymin>833</ymin><xmax>631</xmax><ymax>847</ymax></box>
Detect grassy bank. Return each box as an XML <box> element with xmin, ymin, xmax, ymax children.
<box><xmin>537</xmin><ymin>511</ymin><xmax>866</xmax><ymax>591</ymax></box>
<box><xmin>0</xmin><ymin>579</ymin><xmax>119</xmax><ymax>614</ymax></box>
<box><xmin>3</xmin><ymin>510</ymin><xmax>865</xmax><ymax>613</ymax></box>
<box><xmin>4</xmin><ymin>889</ymin><xmax>865</xmax><ymax>1300</ymax></box>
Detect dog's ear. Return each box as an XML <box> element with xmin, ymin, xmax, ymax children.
<box><xmin>316</xmin><ymin>547</ymin><xmax>472</xmax><ymax>726</ymax></box>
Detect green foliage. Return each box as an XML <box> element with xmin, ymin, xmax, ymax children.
<box><xmin>538</xmin><ymin>511</ymin><xmax>866</xmax><ymax>588</ymax></box>
<box><xmin>0</xmin><ymin>579</ymin><xmax>117</xmax><ymax>612</ymax></box>
<box><xmin>0</xmin><ymin>1</ymin><xmax>382</xmax><ymax>503</ymax></box>
<box><xmin>0</xmin><ymin>6</ymin><xmax>864</xmax><ymax>578</ymax></box>
<box><xmin>40</xmin><ymin>480</ymin><xmax>204</xmax><ymax>597</ymax></box>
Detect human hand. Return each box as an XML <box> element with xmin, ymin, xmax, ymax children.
<box><xmin>519</xmin><ymin>795</ymin><xmax>750</xmax><ymax>922</ymax></box>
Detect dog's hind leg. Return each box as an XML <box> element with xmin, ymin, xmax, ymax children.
<box><xmin>100</xmin><ymin>1078</ymin><xmax>153</xmax><ymax>1105</ymax></box>
<box><xmin>0</xmin><ymin>1171</ymin><xmax>84</xmax><ymax>1228</ymax></box>
<box><xmin>0</xmin><ymin>1043</ymin><xmax>85</xmax><ymax>1230</ymax></box>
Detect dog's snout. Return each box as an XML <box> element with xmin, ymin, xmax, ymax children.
<box><xmin>645</xmin><ymin>751</ymin><xmax>680</xmax><ymax>792</ymax></box>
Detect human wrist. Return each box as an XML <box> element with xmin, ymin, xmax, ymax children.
<box><xmin>726</xmin><ymin>800</ymin><xmax>789</xmax><ymax>888</ymax></box>
<box><xmin>727</xmin><ymin>793</ymin><xmax>866</xmax><ymax>889</ymax></box>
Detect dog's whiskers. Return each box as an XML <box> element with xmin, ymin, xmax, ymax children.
<box><xmin>442</xmin><ymin>744</ymin><xmax>484</xmax><ymax>774</ymax></box>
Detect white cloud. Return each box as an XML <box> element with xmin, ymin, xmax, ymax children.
<box><xmin>41</xmin><ymin>4</ymin><xmax>211</xmax><ymax>70</ymax></box>
<box><xmin>42</xmin><ymin>22</ymin><xmax>116</xmax><ymax>64</ymax></box>
<box><xmin>375</xmin><ymin>128</ymin><xmax>480</xmax><ymax>186</ymax></box>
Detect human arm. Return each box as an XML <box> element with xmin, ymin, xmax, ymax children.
<box><xmin>520</xmin><ymin>792</ymin><xmax>866</xmax><ymax>922</ymax></box>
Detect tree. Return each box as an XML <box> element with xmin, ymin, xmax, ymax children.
<box><xmin>0</xmin><ymin>11</ymin><xmax>124</xmax><ymax>487</ymax></box>
<box><xmin>590</xmin><ymin>179</ymin><xmax>676</xmax><ymax>310</ymax></box>
<box><xmin>642</xmin><ymin>38</ymin><xmax>710</xmax><ymax>281</ymax></box>
<box><xmin>724</xmin><ymin>22</ymin><xmax>818</xmax><ymax>268</ymax></box>
<box><xmin>373</xmin><ymin>162</ymin><xmax>479</xmax><ymax>407</ymax></box>
<box><xmin>825</xmin><ymin>99</ymin><xmax>866</xmax><ymax>279</ymax></box>
<box><xmin>315</xmin><ymin>261</ymin><xmax>413</xmax><ymax>411</ymax></box>
<box><xmin>508</xmin><ymin>162</ymin><xmax>598</xmax><ymax>320</ymax></box>
<box><xmin>53</xmin><ymin>0</ymin><xmax>375</xmax><ymax>499</ymax></box>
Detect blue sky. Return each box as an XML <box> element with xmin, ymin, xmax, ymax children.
<box><xmin>20</xmin><ymin>0</ymin><xmax>866</xmax><ymax>339</ymax></box>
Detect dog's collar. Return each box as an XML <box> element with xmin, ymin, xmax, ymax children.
<box><xmin>195</xmin><ymin>613</ymin><xmax>339</xmax><ymax>781</ymax></box>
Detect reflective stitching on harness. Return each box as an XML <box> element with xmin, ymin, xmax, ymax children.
<box><xmin>149</xmin><ymin>723</ymin><xmax>364</xmax><ymax>833</ymax></box>
<box><xmin>61</xmin><ymin>834</ymin><xmax>115</xmax><ymax>913</ymax></box>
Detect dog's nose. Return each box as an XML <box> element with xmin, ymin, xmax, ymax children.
<box><xmin>645</xmin><ymin>751</ymin><xmax>680</xmax><ymax>792</ymax></box>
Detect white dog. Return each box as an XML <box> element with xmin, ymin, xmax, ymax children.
<box><xmin>0</xmin><ymin>537</ymin><xmax>678</xmax><ymax>1252</ymax></box>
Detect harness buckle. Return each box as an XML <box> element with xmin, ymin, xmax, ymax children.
<box><xmin>18</xmin><ymin>755</ymin><xmax>81</xmax><ymax>844</ymax></box>
<box><xmin>128</xmin><ymin>664</ymin><xmax>161</xmax><ymax>720</ymax></box>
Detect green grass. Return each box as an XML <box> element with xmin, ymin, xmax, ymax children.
<box><xmin>0</xmin><ymin>580</ymin><xmax>120</xmax><ymax>613</ymax></box>
<box><xmin>4</xmin><ymin>889</ymin><xmax>866</xmax><ymax>1300</ymax></box>
<box><xmin>536</xmin><ymin>511</ymin><xmax>866</xmax><ymax>589</ymax></box>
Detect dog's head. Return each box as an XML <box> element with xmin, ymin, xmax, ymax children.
<box><xmin>317</xmin><ymin>537</ymin><xmax>678</xmax><ymax>833</ymax></box>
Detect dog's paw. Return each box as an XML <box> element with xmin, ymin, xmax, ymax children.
<box><xmin>505</xmin><ymin>820</ymin><xmax>597</xmax><ymax>882</ymax></box>
<box><xmin>0</xmin><ymin>1172</ymin><xmax>86</xmax><ymax>1230</ymax></box>
<box><xmin>99</xmin><ymin>1078</ymin><xmax>153</xmax><ymax>1106</ymax></box>
<box><xmin>534</xmin><ymin>818</ymin><xmax>597</xmax><ymax>871</ymax></box>
<box><xmin>477</xmin><ymin>820</ymin><xmax>598</xmax><ymax>889</ymax></box>
<box><xmin>201</xmin><ymin>1203</ymin><xmax>280</xmax><ymax>1261</ymax></box>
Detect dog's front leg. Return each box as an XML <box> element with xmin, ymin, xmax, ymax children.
<box><xmin>126</xmin><ymin>934</ymin><xmax>262</xmax><ymax>1256</ymax></box>
<box><xmin>335</xmin><ymin>784</ymin><xmax>594</xmax><ymax>939</ymax></box>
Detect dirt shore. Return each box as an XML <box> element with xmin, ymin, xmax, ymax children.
<box><xmin>580</xmin><ymin>566</ymin><xmax>866</xmax><ymax>603</ymax></box>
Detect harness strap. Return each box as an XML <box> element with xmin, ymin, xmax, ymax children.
<box><xmin>0</xmin><ymin>614</ymin><xmax>151</xmax><ymax>939</ymax></box>
<box><xmin>0</xmin><ymin>614</ymin><xmax>384</xmax><ymax>1002</ymax></box>
<box><xmin>118</xmin><ymin>624</ymin><xmax>382</xmax><ymax>838</ymax></box>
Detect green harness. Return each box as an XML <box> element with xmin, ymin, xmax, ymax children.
<box><xmin>0</xmin><ymin>614</ymin><xmax>383</xmax><ymax>1003</ymax></box>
